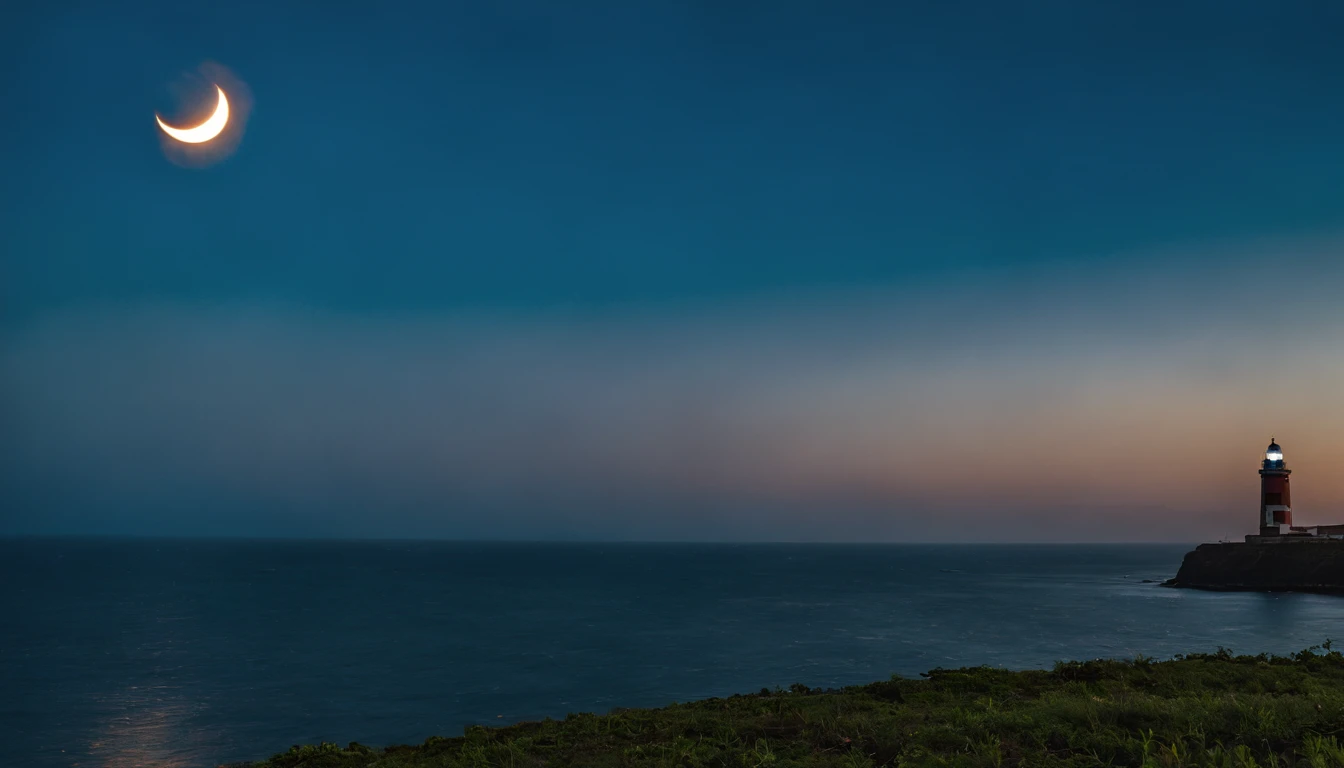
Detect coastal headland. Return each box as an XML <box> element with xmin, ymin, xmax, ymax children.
<box><xmin>1164</xmin><ymin>540</ymin><xmax>1344</xmax><ymax>594</ymax></box>
<box><xmin>243</xmin><ymin>646</ymin><xmax>1344</xmax><ymax>768</ymax></box>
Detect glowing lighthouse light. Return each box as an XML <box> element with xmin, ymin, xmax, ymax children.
<box><xmin>1266</xmin><ymin>448</ymin><xmax>1284</xmax><ymax>462</ymax></box>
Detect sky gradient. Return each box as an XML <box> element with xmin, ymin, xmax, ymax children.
<box><xmin>3</xmin><ymin>1</ymin><xmax>1343</xmax><ymax>540</ymax></box>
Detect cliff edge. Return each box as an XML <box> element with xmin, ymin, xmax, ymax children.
<box><xmin>1165</xmin><ymin>540</ymin><xmax>1344</xmax><ymax>594</ymax></box>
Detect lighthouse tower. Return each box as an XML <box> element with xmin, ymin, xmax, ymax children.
<box><xmin>1258</xmin><ymin>439</ymin><xmax>1292</xmax><ymax>535</ymax></box>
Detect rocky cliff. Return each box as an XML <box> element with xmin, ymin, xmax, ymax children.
<box><xmin>1165</xmin><ymin>540</ymin><xmax>1344</xmax><ymax>594</ymax></box>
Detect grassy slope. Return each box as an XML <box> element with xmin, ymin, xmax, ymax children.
<box><xmin>247</xmin><ymin>647</ymin><xmax>1344</xmax><ymax>768</ymax></box>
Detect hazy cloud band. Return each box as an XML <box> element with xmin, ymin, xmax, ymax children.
<box><xmin>4</xmin><ymin>238</ymin><xmax>1342</xmax><ymax>540</ymax></box>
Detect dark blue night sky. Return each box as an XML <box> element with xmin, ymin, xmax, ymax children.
<box><xmin>3</xmin><ymin>1</ymin><xmax>1343</xmax><ymax>540</ymax></box>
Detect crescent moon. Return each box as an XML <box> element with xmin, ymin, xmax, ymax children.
<box><xmin>156</xmin><ymin>85</ymin><xmax>230</xmax><ymax>144</ymax></box>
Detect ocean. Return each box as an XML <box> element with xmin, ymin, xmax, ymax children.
<box><xmin>3</xmin><ymin>539</ymin><xmax>1341</xmax><ymax>767</ymax></box>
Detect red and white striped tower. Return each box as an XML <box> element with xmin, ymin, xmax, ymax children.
<box><xmin>1258</xmin><ymin>438</ymin><xmax>1292</xmax><ymax>535</ymax></box>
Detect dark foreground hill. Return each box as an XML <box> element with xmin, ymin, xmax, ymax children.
<box><xmin>243</xmin><ymin>645</ymin><xmax>1344</xmax><ymax>768</ymax></box>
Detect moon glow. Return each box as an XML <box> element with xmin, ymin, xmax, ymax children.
<box><xmin>156</xmin><ymin>85</ymin><xmax>230</xmax><ymax>144</ymax></box>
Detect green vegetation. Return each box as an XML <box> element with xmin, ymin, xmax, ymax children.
<box><xmin>246</xmin><ymin>644</ymin><xmax>1344</xmax><ymax>768</ymax></box>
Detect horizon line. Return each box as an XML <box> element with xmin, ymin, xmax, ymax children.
<box><xmin>0</xmin><ymin>534</ymin><xmax>1204</xmax><ymax>546</ymax></box>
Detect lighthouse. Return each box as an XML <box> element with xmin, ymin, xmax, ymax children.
<box><xmin>1258</xmin><ymin>439</ymin><xmax>1292</xmax><ymax>535</ymax></box>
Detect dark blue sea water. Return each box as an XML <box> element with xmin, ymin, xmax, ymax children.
<box><xmin>3</xmin><ymin>540</ymin><xmax>1342</xmax><ymax>767</ymax></box>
